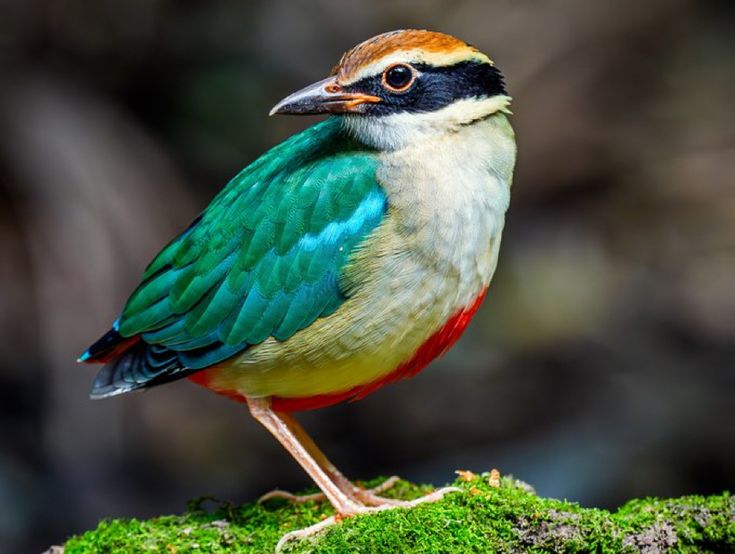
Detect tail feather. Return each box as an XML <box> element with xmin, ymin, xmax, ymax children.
<box><xmin>81</xmin><ymin>324</ymin><xmax>196</xmax><ymax>399</ymax></box>
<box><xmin>89</xmin><ymin>341</ymin><xmax>192</xmax><ymax>399</ymax></box>
<box><xmin>81</xmin><ymin>324</ymin><xmax>247</xmax><ymax>399</ymax></box>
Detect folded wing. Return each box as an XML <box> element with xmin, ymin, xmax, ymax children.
<box><xmin>81</xmin><ymin>120</ymin><xmax>387</xmax><ymax>398</ymax></box>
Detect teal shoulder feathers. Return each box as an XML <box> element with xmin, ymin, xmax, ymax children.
<box><xmin>82</xmin><ymin>118</ymin><xmax>387</xmax><ymax>397</ymax></box>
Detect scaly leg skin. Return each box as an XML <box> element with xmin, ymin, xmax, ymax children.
<box><xmin>261</xmin><ymin>412</ymin><xmax>406</xmax><ymax>507</ymax></box>
<box><xmin>246</xmin><ymin>398</ymin><xmax>362</xmax><ymax>516</ymax></box>
<box><xmin>246</xmin><ymin>398</ymin><xmax>461</xmax><ymax>551</ymax></box>
<box><xmin>257</xmin><ymin>411</ymin><xmax>401</xmax><ymax>505</ymax></box>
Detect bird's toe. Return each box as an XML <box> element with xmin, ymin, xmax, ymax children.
<box><xmin>258</xmin><ymin>489</ymin><xmax>327</xmax><ymax>504</ymax></box>
<box><xmin>275</xmin><ymin>515</ymin><xmax>337</xmax><ymax>552</ymax></box>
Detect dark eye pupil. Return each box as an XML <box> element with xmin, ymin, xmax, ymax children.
<box><xmin>386</xmin><ymin>65</ymin><xmax>412</xmax><ymax>89</ymax></box>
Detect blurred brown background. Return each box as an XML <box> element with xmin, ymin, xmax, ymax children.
<box><xmin>1</xmin><ymin>0</ymin><xmax>734</xmax><ymax>552</ymax></box>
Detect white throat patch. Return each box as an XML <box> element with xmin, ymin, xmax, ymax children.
<box><xmin>342</xmin><ymin>95</ymin><xmax>512</xmax><ymax>150</ymax></box>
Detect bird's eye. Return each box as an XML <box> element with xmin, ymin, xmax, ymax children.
<box><xmin>382</xmin><ymin>64</ymin><xmax>415</xmax><ymax>92</ymax></box>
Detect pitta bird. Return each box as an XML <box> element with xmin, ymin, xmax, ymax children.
<box><xmin>81</xmin><ymin>29</ymin><xmax>516</xmax><ymax>546</ymax></box>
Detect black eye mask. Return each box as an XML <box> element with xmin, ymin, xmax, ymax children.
<box><xmin>344</xmin><ymin>61</ymin><xmax>506</xmax><ymax>116</ymax></box>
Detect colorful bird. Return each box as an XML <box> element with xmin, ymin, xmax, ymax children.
<box><xmin>81</xmin><ymin>29</ymin><xmax>516</xmax><ymax>547</ymax></box>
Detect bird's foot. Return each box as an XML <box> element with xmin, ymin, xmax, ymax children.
<box><xmin>275</xmin><ymin>485</ymin><xmax>461</xmax><ymax>551</ymax></box>
<box><xmin>259</xmin><ymin>475</ymin><xmax>401</xmax><ymax>505</ymax></box>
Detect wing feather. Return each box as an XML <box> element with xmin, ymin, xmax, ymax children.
<box><xmin>83</xmin><ymin>118</ymin><xmax>387</xmax><ymax>397</ymax></box>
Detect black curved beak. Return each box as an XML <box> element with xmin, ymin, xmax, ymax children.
<box><xmin>269</xmin><ymin>76</ymin><xmax>381</xmax><ymax>116</ymax></box>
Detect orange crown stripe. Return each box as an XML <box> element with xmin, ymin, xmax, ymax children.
<box><xmin>333</xmin><ymin>29</ymin><xmax>489</xmax><ymax>84</ymax></box>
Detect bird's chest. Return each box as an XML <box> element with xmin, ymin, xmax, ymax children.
<box><xmin>213</xmin><ymin>118</ymin><xmax>513</xmax><ymax>400</ymax></box>
<box><xmin>375</xmin><ymin>128</ymin><xmax>510</xmax><ymax>309</ymax></box>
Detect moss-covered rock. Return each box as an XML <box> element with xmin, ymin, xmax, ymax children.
<box><xmin>60</xmin><ymin>472</ymin><xmax>734</xmax><ymax>553</ymax></box>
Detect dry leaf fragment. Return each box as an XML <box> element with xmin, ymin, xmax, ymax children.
<box><xmin>455</xmin><ymin>469</ymin><xmax>477</xmax><ymax>482</ymax></box>
<box><xmin>488</xmin><ymin>468</ymin><xmax>501</xmax><ymax>488</ymax></box>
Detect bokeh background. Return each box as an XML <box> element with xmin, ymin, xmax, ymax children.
<box><xmin>1</xmin><ymin>0</ymin><xmax>734</xmax><ymax>551</ymax></box>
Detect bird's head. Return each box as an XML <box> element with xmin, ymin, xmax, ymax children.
<box><xmin>270</xmin><ymin>29</ymin><xmax>511</xmax><ymax>150</ymax></box>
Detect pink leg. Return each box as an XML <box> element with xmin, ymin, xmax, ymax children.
<box><xmin>258</xmin><ymin>409</ymin><xmax>401</xmax><ymax>506</ymax></box>
<box><xmin>247</xmin><ymin>397</ymin><xmax>461</xmax><ymax>551</ymax></box>
<box><xmin>247</xmin><ymin>397</ymin><xmax>362</xmax><ymax>515</ymax></box>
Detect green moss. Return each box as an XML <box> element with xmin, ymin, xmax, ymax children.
<box><xmin>62</xmin><ymin>473</ymin><xmax>734</xmax><ymax>553</ymax></box>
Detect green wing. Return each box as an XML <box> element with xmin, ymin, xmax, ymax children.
<box><xmin>108</xmin><ymin>118</ymin><xmax>386</xmax><ymax>377</ymax></box>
